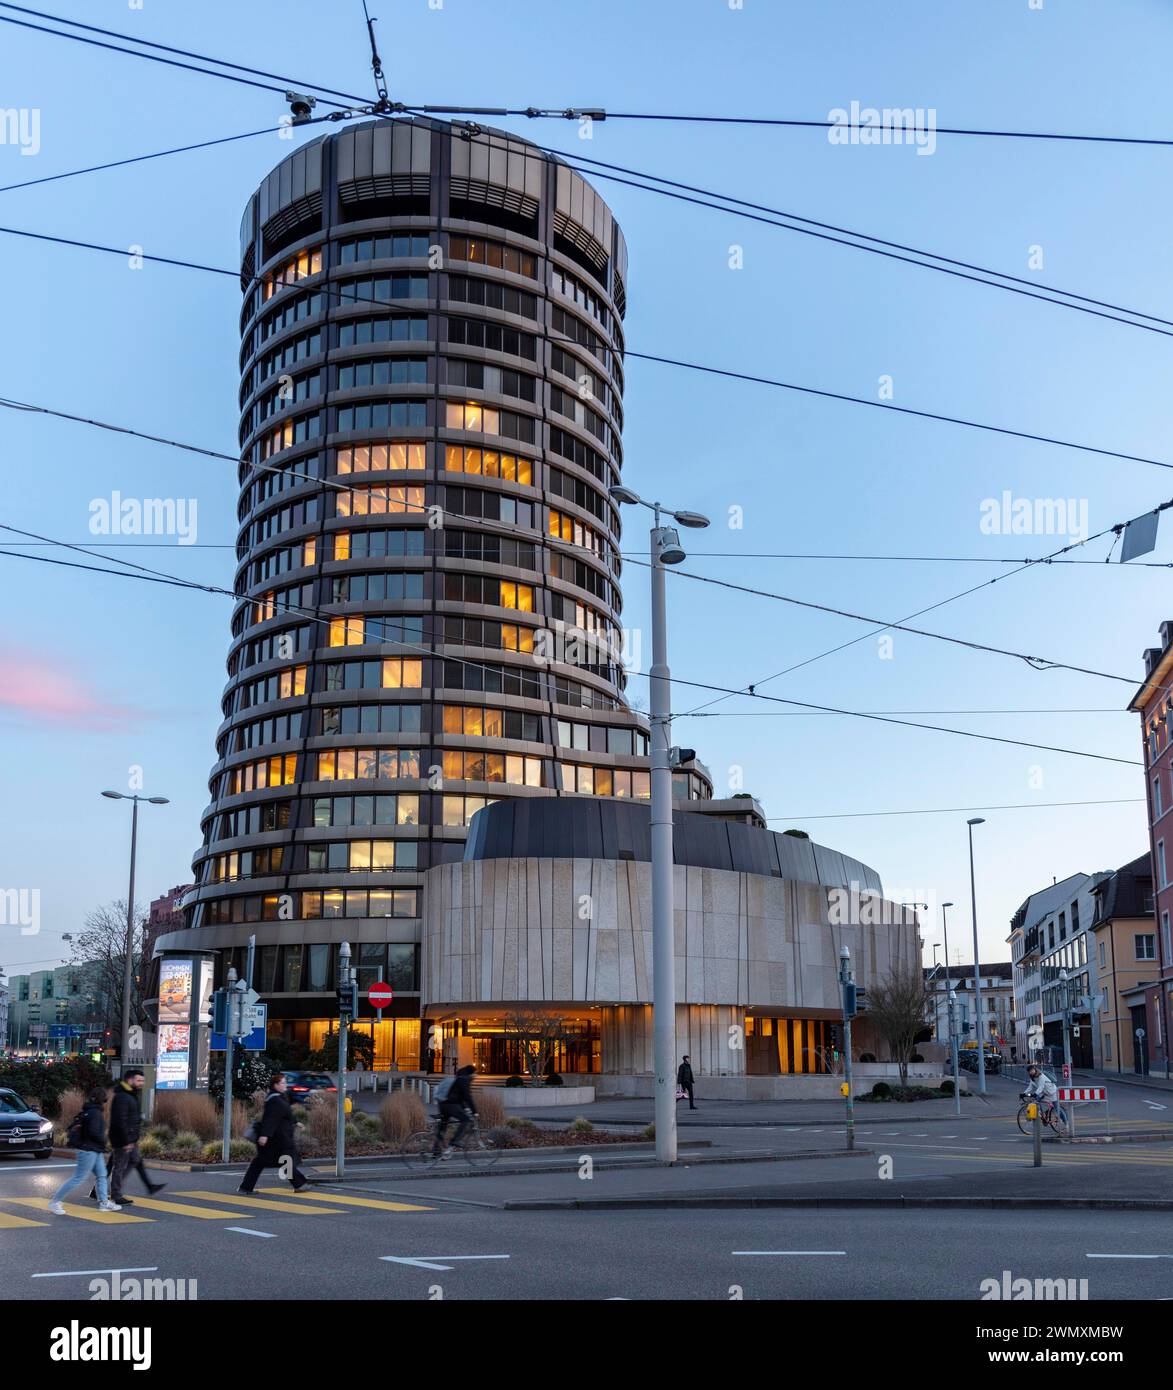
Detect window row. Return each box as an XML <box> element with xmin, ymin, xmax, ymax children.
<box><xmin>231</xmin><ymin>754</ymin><xmax>298</xmax><ymax>795</ymax></box>
<box><xmin>338</xmin><ymin>314</ymin><xmax>428</xmax><ymax>348</ymax></box>
<box><xmin>442</xmin><ymin>485</ymin><xmax>536</xmax><ymax>530</ymax></box>
<box><xmin>446</xmin><ymin>358</ymin><xmax>535</xmax><ymax>403</ymax></box>
<box><xmin>443</xmin><ymin>445</ymin><xmax>534</xmax><ymax>485</ymax></box>
<box><xmin>442</xmin><ymin>616</ymin><xmax>535</xmax><ymax>653</ymax></box>
<box><xmin>311</xmin><ymin>793</ymin><xmax>420</xmax><ymax>827</ymax></box>
<box><xmin>336</xmin><ymin>442</ymin><xmax>426</xmax><ymax>474</ymax></box>
<box><xmin>338</xmin><ymin>234</ymin><xmax>432</xmax><ymax>265</ymax></box>
<box><xmin>440</xmin><ymin>750</ymin><xmax>544</xmax><ymax>787</ymax></box>
<box><xmin>306</xmin><ymin>839</ymin><xmax>418</xmax><ymax>872</ymax></box>
<box><xmin>335</xmin><ymin>483</ymin><xmax>426</xmax><ymax>519</ymax></box>
<box><xmin>557</xmin><ymin>719</ymin><xmax>648</xmax><ymax>757</ymax></box>
<box><xmin>442</xmin><ymin>705</ymin><xmax>544</xmax><ymax>742</ymax></box>
<box><xmin>262</xmin><ymin>246</ymin><xmax>322</xmax><ymax>302</ymax></box>
<box><xmin>212</xmin><ymin>798</ymin><xmax>294</xmax><ymax>840</ymax></box>
<box><xmin>320</xmin><ymin>703</ymin><xmax>423</xmax><ymax>736</ymax></box>
<box><xmin>327</xmin><ymin>615</ymin><xmax>424</xmax><ymax>648</ymax></box>
<box><xmin>334</xmin><ymin>528</ymin><xmax>426</xmax><ymax>560</ymax></box>
<box><xmin>441</xmin><ymin>574</ymin><xmax>534</xmax><ymax>611</ymax></box>
<box><xmin>338</xmin><ymin>357</ymin><xmax>428</xmax><ymax>389</ymax></box>
<box><xmin>562</xmin><ymin>764</ymin><xmax>651</xmax><ymax>798</ymax></box>
<box><xmin>337</xmin><ymin>400</ymin><xmax>428</xmax><ymax>432</ymax></box>
<box><xmin>448</xmin><ymin>234</ymin><xmax>537</xmax><ymax>279</ymax></box>
<box><xmin>330</xmin><ymin>571</ymin><xmax>425</xmax><ymax>603</ymax></box>
<box><xmin>201</xmin><ymin>888</ymin><xmax>419</xmax><ymax>926</ymax></box>
<box><xmin>447</xmin><ymin>274</ymin><xmax>537</xmax><ymax>321</ymax></box>
<box><xmin>446</xmin><ymin>315</ymin><xmax>536</xmax><ymax>361</ymax></box>
<box><xmin>314</xmin><ymin>748</ymin><xmax>423</xmax><ymax>781</ymax></box>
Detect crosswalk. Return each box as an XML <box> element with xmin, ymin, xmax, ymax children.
<box><xmin>0</xmin><ymin>1186</ymin><xmax>433</xmax><ymax>1230</ymax></box>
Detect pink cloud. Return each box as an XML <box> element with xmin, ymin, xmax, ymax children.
<box><xmin>0</xmin><ymin>650</ymin><xmax>144</xmax><ymax>731</ymax></box>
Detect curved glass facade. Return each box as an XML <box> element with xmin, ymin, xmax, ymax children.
<box><xmin>180</xmin><ymin>119</ymin><xmax>710</xmax><ymax>1049</ymax></box>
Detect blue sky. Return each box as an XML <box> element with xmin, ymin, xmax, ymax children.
<box><xmin>2</xmin><ymin>0</ymin><xmax>1169</xmax><ymax>978</ymax></box>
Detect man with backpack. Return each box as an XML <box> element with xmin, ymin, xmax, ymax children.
<box><xmin>432</xmin><ymin>1064</ymin><xmax>477</xmax><ymax>1159</ymax></box>
<box><xmin>89</xmin><ymin>1069</ymin><xmax>165</xmax><ymax>1207</ymax></box>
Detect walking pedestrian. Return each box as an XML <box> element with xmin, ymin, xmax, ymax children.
<box><xmin>677</xmin><ymin>1055</ymin><xmax>697</xmax><ymax>1110</ymax></box>
<box><xmin>49</xmin><ymin>1087</ymin><xmax>121</xmax><ymax>1214</ymax></box>
<box><xmin>238</xmin><ymin>1073</ymin><xmax>308</xmax><ymax>1193</ymax></box>
<box><xmin>89</xmin><ymin>1069</ymin><xmax>165</xmax><ymax>1206</ymax></box>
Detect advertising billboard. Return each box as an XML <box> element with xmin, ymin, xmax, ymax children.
<box><xmin>156</xmin><ymin>1023</ymin><xmax>190</xmax><ymax>1090</ymax></box>
<box><xmin>196</xmin><ymin>957</ymin><xmax>214</xmax><ymax>1025</ymax></box>
<box><xmin>159</xmin><ymin>958</ymin><xmax>193</xmax><ymax>1024</ymax></box>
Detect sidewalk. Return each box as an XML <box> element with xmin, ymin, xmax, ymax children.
<box><xmin>1074</xmin><ymin>1067</ymin><xmax>1173</xmax><ymax>1094</ymax></box>
<box><xmin>502</xmin><ymin>1092</ymin><xmax>1019</xmax><ymax>1127</ymax></box>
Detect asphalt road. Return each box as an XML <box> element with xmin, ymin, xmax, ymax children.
<box><xmin>4</xmin><ymin>1073</ymin><xmax>1171</xmax><ymax>1301</ymax></box>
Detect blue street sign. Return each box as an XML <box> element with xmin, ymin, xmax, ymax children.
<box><xmin>49</xmin><ymin>1025</ymin><xmax>84</xmax><ymax>1038</ymax></box>
<box><xmin>209</xmin><ymin>1003</ymin><xmax>267</xmax><ymax>1052</ymax></box>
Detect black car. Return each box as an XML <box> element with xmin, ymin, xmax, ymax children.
<box><xmin>958</xmin><ymin>1050</ymin><xmax>1003</xmax><ymax>1075</ymax></box>
<box><xmin>0</xmin><ymin>1088</ymin><xmax>54</xmax><ymax>1159</ymax></box>
<box><xmin>283</xmin><ymin>1072</ymin><xmax>336</xmax><ymax>1104</ymax></box>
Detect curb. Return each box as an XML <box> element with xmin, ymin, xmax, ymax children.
<box><xmin>501</xmin><ymin>1195</ymin><xmax>1173</xmax><ymax>1213</ymax></box>
<box><xmin>302</xmin><ymin>1147</ymin><xmax>871</xmax><ymax>1182</ymax></box>
<box><xmin>47</xmin><ymin>1138</ymin><xmax>714</xmax><ymax>1174</ymax></box>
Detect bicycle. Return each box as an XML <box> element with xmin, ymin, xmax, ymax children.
<box><xmin>1016</xmin><ymin>1097</ymin><xmax>1066</xmax><ymax>1138</ymax></box>
<box><xmin>400</xmin><ymin>1114</ymin><xmax>503</xmax><ymax>1170</ymax></box>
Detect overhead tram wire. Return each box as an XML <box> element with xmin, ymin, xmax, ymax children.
<box><xmin>0</xmin><ymin>529</ymin><xmax>1143</xmax><ymax>769</ymax></box>
<box><xmin>392</xmin><ymin>116</ymin><xmax>1173</xmax><ymax>338</ymax></box>
<box><xmin>7</xmin><ymin>4</ymin><xmax>1173</xmax><ymax>150</ymax></box>
<box><xmin>2</xmin><ymin>228</ymin><xmax>1172</xmax><ymax>478</ymax></box>
<box><xmin>0</xmin><ymin>391</ymin><xmax>1156</xmax><ymax>693</ymax></box>
<box><xmin>2</xmin><ymin>7</ymin><xmax>1171</xmax><ymax>339</ymax></box>
<box><xmin>0</xmin><ymin>120</ymin><xmax>336</xmax><ymax>195</ymax></box>
<box><xmin>666</xmin><ymin>499</ymin><xmax>1173</xmax><ymax>718</ymax></box>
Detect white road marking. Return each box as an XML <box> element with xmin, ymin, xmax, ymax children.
<box><xmin>0</xmin><ymin>1163</ymin><xmax>75</xmax><ymax>1173</ymax></box>
<box><xmin>227</xmin><ymin>1227</ymin><xmax>276</xmax><ymax>1238</ymax></box>
<box><xmin>1086</xmin><ymin>1253</ymin><xmax>1173</xmax><ymax>1260</ymax></box>
<box><xmin>32</xmin><ymin>1265</ymin><xmax>158</xmax><ymax>1279</ymax></box>
<box><xmin>1143</xmin><ymin>1102</ymin><xmax>1168</xmax><ymax>1111</ymax></box>
<box><xmin>733</xmin><ymin>1250</ymin><xmax>846</xmax><ymax>1257</ymax></box>
<box><xmin>381</xmin><ymin>1254</ymin><xmax>511</xmax><ymax>1272</ymax></box>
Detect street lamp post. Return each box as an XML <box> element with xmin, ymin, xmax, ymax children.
<box><xmin>610</xmin><ymin>484</ymin><xmax>709</xmax><ymax>1165</ymax></box>
<box><xmin>966</xmin><ymin>818</ymin><xmax>986</xmax><ymax>1094</ymax></box>
<box><xmin>947</xmin><ymin>987</ymin><xmax>961</xmax><ymax>1116</ymax></box>
<box><xmin>101</xmin><ymin>791</ymin><xmax>169</xmax><ymax>1069</ymax></box>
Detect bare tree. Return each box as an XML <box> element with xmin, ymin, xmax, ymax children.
<box><xmin>503</xmin><ymin>1009</ymin><xmax>572</xmax><ymax>1085</ymax></box>
<box><xmin>67</xmin><ymin>900</ymin><xmax>151</xmax><ymax>1046</ymax></box>
<box><xmin>866</xmin><ymin>964</ymin><xmax>931</xmax><ymax>1087</ymax></box>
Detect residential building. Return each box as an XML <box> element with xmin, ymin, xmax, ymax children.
<box><xmin>1090</xmin><ymin>853</ymin><xmax>1156</xmax><ymax>1073</ymax></box>
<box><xmin>1128</xmin><ymin>623</ymin><xmax>1173</xmax><ymax>1073</ymax></box>
<box><xmin>925</xmin><ymin>963</ymin><xmax>1014</xmax><ymax>1053</ymax></box>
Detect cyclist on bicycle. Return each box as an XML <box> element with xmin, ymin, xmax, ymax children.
<box><xmin>432</xmin><ymin>1064</ymin><xmax>478</xmax><ymax>1159</ymax></box>
<box><xmin>1021</xmin><ymin>1063</ymin><xmax>1068</xmax><ymax>1129</ymax></box>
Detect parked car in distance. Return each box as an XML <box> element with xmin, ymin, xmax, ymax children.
<box><xmin>0</xmin><ymin>1088</ymin><xmax>54</xmax><ymax>1159</ymax></box>
<box><xmin>958</xmin><ymin>1049</ymin><xmax>1003</xmax><ymax>1074</ymax></box>
<box><xmin>283</xmin><ymin>1071</ymin><xmax>337</xmax><ymax>1103</ymax></box>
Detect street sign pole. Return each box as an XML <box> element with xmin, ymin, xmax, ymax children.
<box><xmin>336</xmin><ymin>942</ymin><xmax>351</xmax><ymax>1180</ymax></box>
<box><xmin>839</xmin><ymin>947</ymin><xmax>855</xmax><ymax>1152</ymax></box>
<box><xmin>948</xmin><ymin>987</ymin><xmax>961</xmax><ymax>1117</ymax></box>
<box><xmin>222</xmin><ymin>967</ymin><xmax>236</xmax><ymax>1163</ymax></box>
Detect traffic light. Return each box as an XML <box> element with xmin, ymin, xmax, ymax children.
<box><xmin>337</xmin><ymin>981</ymin><xmax>358</xmax><ymax>1019</ymax></box>
<box><xmin>829</xmin><ymin>1024</ymin><xmax>841</xmax><ymax>1051</ymax></box>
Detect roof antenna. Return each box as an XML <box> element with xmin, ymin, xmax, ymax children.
<box><xmin>362</xmin><ymin>1</ymin><xmax>391</xmax><ymax>111</ymax></box>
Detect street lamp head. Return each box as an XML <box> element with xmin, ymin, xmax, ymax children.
<box><xmin>100</xmin><ymin>790</ymin><xmax>124</xmax><ymax>800</ymax></box>
<box><xmin>654</xmin><ymin>525</ymin><xmax>687</xmax><ymax>565</ymax></box>
<box><xmin>147</xmin><ymin>797</ymin><xmax>170</xmax><ymax>805</ymax></box>
<box><xmin>609</xmin><ymin>484</ymin><xmax>641</xmax><ymax>506</ymax></box>
<box><xmin>672</xmin><ymin>509</ymin><xmax>710</xmax><ymax>529</ymax></box>
<box><xmin>942</xmin><ymin>901</ymin><xmax>954</xmax><ymax>908</ymax></box>
<box><xmin>967</xmin><ymin>817</ymin><xmax>985</xmax><ymax>826</ymax></box>
<box><xmin>839</xmin><ymin>945</ymin><xmax>850</xmax><ymax>960</ymax></box>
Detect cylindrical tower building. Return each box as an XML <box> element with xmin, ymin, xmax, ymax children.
<box><xmin>175</xmin><ymin>118</ymin><xmax>710</xmax><ymax>1067</ymax></box>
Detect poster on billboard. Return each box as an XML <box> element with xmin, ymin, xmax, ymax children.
<box><xmin>158</xmin><ymin>958</ymin><xmax>193</xmax><ymax>1023</ymax></box>
<box><xmin>196</xmin><ymin>957</ymin><xmax>214</xmax><ymax>1025</ymax></box>
<box><xmin>156</xmin><ymin>1024</ymin><xmax>190</xmax><ymax>1090</ymax></box>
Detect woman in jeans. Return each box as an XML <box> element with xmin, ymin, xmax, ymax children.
<box><xmin>49</xmin><ymin>1086</ymin><xmax>121</xmax><ymax>1213</ymax></box>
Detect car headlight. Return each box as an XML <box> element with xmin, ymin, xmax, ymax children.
<box><xmin>38</xmin><ymin>1120</ymin><xmax>53</xmax><ymax>1134</ymax></box>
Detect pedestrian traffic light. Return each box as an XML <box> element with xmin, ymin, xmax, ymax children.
<box><xmin>829</xmin><ymin>1025</ymin><xmax>841</xmax><ymax>1051</ymax></box>
<box><xmin>337</xmin><ymin>981</ymin><xmax>358</xmax><ymax>1019</ymax></box>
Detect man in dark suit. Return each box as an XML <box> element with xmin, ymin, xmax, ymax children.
<box><xmin>238</xmin><ymin>1073</ymin><xmax>309</xmax><ymax>1193</ymax></box>
<box><xmin>677</xmin><ymin>1055</ymin><xmax>697</xmax><ymax>1110</ymax></box>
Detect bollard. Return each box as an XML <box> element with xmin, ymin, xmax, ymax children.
<box><xmin>1030</xmin><ymin>1101</ymin><xmax>1042</xmax><ymax>1168</ymax></box>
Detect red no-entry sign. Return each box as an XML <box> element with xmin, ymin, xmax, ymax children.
<box><xmin>369</xmin><ymin>983</ymin><xmax>394</xmax><ymax>1009</ymax></box>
